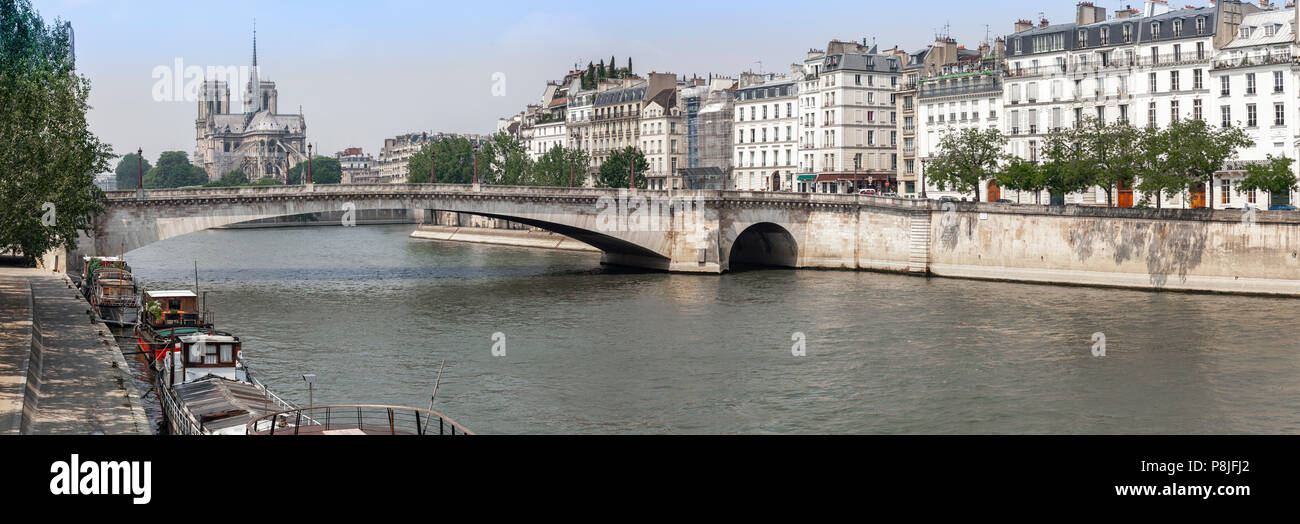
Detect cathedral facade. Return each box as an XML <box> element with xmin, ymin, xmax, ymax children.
<box><xmin>194</xmin><ymin>32</ymin><xmax>307</xmax><ymax>182</ymax></box>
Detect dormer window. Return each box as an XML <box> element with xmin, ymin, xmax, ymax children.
<box><xmin>1100</xmin><ymin>27</ymin><xmax>1110</xmax><ymax>45</ymax></box>
<box><xmin>1152</xmin><ymin>22</ymin><xmax>1161</xmax><ymax>39</ymax></box>
<box><xmin>1240</xmin><ymin>26</ymin><xmax>1252</xmax><ymax>38</ymax></box>
<box><xmin>1123</xmin><ymin>24</ymin><xmax>1132</xmax><ymax>43</ymax></box>
<box><xmin>1078</xmin><ymin>29</ymin><xmax>1087</xmax><ymax>47</ymax></box>
<box><xmin>1173</xmin><ymin>20</ymin><xmax>1183</xmax><ymax>37</ymax></box>
<box><xmin>1265</xmin><ymin>24</ymin><xmax>1277</xmax><ymax>37</ymax></box>
<box><xmin>1196</xmin><ymin>17</ymin><xmax>1206</xmax><ymax>35</ymax></box>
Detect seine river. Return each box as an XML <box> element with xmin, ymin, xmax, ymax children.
<box><xmin>125</xmin><ymin>224</ymin><xmax>1300</xmax><ymax>434</ymax></box>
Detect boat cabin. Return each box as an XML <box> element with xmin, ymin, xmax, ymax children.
<box><xmin>143</xmin><ymin>290</ymin><xmax>202</xmax><ymax>328</ymax></box>
<box><xmin>159</xmin><ymin>333</ymin><xmax>244</xmax><ymax>386</ymax></box>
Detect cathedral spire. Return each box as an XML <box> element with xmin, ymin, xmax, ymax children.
<box><xmin>252</xmin><ymin>19</ymin><xmax>258</xmax><ymax>70</ymax></box>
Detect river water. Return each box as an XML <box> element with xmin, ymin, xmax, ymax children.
<box><xmin>123</xmin><ymin>224</ymin><xmax>1300</xmax><ymax>434</ymax></box>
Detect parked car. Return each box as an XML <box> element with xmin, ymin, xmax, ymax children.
<box><xmin>939</xmin><ymin>196</ymin><xmax>958</xmax><ymax>202</ymax></box>
<box><xmin>1269</xmin><ymin>204</ymin><xmax>1298</xmax><ymax>211</ymax></box>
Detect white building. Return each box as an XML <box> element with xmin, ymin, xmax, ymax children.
<box><xmin>641</xmin><ymin>88</ymin><xmax>684</xmax><ymax>190</ymax></box>
<box><xmin>1210</xmin><ymin>4</ymin><xmax>1300</xmax><ymax>209</ymax></box>
<box><xmin>914</xmin><ymin>38</ymin><xmax>1004</xmax><ymax>200</ymax></box>
<box><xmin>733</xmin><ymin>71</ymin><xmax>801</xmax><ymax>191</ymax></box>
<box><xmin>798</xmin><ymin>40</ymin><xmax>902</xmax><ymax>194</ymax></box>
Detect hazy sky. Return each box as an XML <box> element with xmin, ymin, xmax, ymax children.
<box><xmin>32</xmin><ymin>0</ymin><xmax>1148</xmax><ymax>171</ymax></box>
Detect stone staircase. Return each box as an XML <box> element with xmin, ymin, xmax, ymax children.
<box><xmin>907</xmin><ymin>210</ymin><xmax>930</xmax><ymax>274</ymax></box>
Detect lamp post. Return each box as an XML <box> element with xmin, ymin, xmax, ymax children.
<box><xmin>302</xmin><ymin>374</ymin><xmax>316</xmax><ymax>410</ymax></box>
<box><xmin>430</xmin><ymin>149</ymin><xmax>435</xmax><ymax>184</ymax></box>
<box><xmin>919</xmin><ymin>157</ymin><xmax>928</xmax><ymax>199</ymax></box>
<box><xmin>136</xmin><ymin>147</ymin><xmax>143</xmax><ymax>197</ymax></box>
<box><xmin>306</xmin><ymin>143</ymin><xmax>313</xmax><ymax>184</ymax></box>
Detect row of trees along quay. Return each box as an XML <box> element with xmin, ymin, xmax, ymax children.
<box><xmin>1</xmin><ymin>0</ymin><xmax>113</xmax><ymax>265</ymax></box>
<box><xmin>112</xmin><ymin>150</ymin><xmax>343</xmax><ymax>190</ymax></box>
<box><xmin>927</xmin><ymin>116</ymin><xmax>1299</xmax><ymax>208</ymax></box>
<box><xmin>405</xmin><ymin>131</ymin><xmax>649</xmax><ymax>189</ymax></box>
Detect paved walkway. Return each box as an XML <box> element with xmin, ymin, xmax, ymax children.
<box><xmin>0</xmin><ymin>266</ymin><xmax>149</xmax><ymax>434</ymax></box>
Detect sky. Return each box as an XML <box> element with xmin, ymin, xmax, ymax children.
<box><xmin>31</xmin><ymin>0</ymin><xmax>1154</xmax><ymax>171</ymax></box>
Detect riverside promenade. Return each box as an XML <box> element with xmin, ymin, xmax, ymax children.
<box><xmin>0</xmin><ymin>262</ymin><xmax>149</xmax><ymax>434</ymax></box>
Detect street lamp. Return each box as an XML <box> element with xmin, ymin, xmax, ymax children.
<box><xmin>136</xmin><ymin>147</ymin><xmax>143</xmax><ymax>196</ymax></box>
<box><xmin>306</xmin><ymin>143</ymin><xmax>313</xmax><ymax>184</ymax></box>
<box><xmin>302</xmin><ymin>373</ymin><xmax>316</xmax><ymax>409</ymax></box>
<box><xmin>920</xmin><ymin>157</ymin><xmax>928</xmax><ymax>199</ymax></box>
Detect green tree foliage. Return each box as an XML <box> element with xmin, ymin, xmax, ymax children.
<box><xmin>597</xmin><ymin>147</ymin><xmax>648</xmax><ymax>189</ymax></box>
<box><xmin>220</xmin><ymin>168</ymin><xmax>248</xmax><ymax>185</ymax></box>
<box><xmin>252</xmin><ymin>178</ymin><xmax>282</xmax><ymax>186</ymax></box>
<box><xmin>480</xmin><ymin>131</ymin><xmax>531</xmax><ymax>185</ymax></box>
<box><xmin>1039</xmin><ymin>125</ymin><xmax>1093</xmax><ymax>197</ymax></box>
<box><xmin>0</xmin><ymin>0</ymin><xmax>113</xmax><ymax>262</ymax></box>
<box><xmin>407</xmin><ymin>136</ymin><xmax>486</xmax><ymax>184</ymax></box>
<box><xmin>926</xmin><ymin>128</ymin><xmax>1006</xmax><ymax>201</ymax></box>
<box><xmin>532</xmin><ymin>145</ymin><xmax>590</xmax><ymax>186</ymax></box>
<box><xmin>142</xmin><ymin>151</ymin><xmax>207</xmax><ymax>188</ymax></box>
<box><xmin>1237</xmin><ymin>155</ymin><xmax>1297</xmax><ymax>206</ymax></box>
<box><xmin>287</xmin><ymin>156</ymin><xmax>341</xmax><ymax>184</ymax></box>
<box><xmin>995</xmin><ymin>157</ymin><xmax>1046</xmax><ymax>204</ymax></box>
<box><xmin>1136</xmin><ymin>119</ymin><xmax>1252</xmax><ymax>208</ymax></box>
<box><xmin>113</xmin><ymin>152</ymin><xmax>151</xmax><ymax>190</ymax></box>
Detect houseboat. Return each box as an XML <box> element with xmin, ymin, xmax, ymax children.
<box><xmin>136</xmin><ymin>289</ymin><xmax>208</xmax><ymax>364</ymax></box>
<box><xmin>79</xmin><ymin>256</ymin><xmax>140</xmax><ymax>326</ymax></box>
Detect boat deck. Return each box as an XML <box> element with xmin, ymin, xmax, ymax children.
<box><xmin>173</xmin><ymin>376</ymin><xmax>282</xmax><ymax>434</ymax></box>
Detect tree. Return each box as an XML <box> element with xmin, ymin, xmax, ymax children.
<box><xmin>925</xmin><ymin>128</ymin><xmax>1006</xmax><ymax>201</ymax></box>
<box><xmin>1039</xmin><ymin>125</ymin><xmax>1092</xmax><ymax>199</ymax></box>
<box><xmin>407</xmin><ymin>136</ymin><xmax>485</xmax><ymax>184</ymax></box>
<box><xmin>0</xmin><ymin>0</ymin><xmax>113</xmax><ymax>263</ymax></box>
<box><xmin>479</xmin><ymin>131</ymin><xmax>530</xmax><ymax>185</ymax></box>
<box><xmin>1135</xmin><ymin>125</ymin><xmax>1183</xmax><ymax>209</ymax></box>
<box><xmin>1237</xmin><ymin>155</ymin><xmax>1297</xmax><ymax>207</ymax></box>
<box><xmin>597</xmin><ymin>147</ymin><xmax>648</xmax><ymax>189</ymax></box>
<box><xmin>143</xmin><ymin>151</ymin><xmax>207</xmax><ymax>188</ymax></box>
<box><xmin>531</xmin><ymin>145</ymin><xmax>590</xmax><ymax>186</ymax></box>
<box><xmin>1162</xmin><ymin>118</ymin><xmax>1252</xmax><ymax>208</ymax></box>
<box><xmin>1090</xmin><ymin>120</ymin><xmax>1144</xmax><ymax>206</ymax></box>
<box><xmin>287</xmin><ymin>156</ymin><xmax>341</xmax><ymax>184</ymax></box>
<box><xmin>113</xmin><ymin>152</ymin><xmax>151</xmax><ymax>190</ymax></box>
<box><xmin>995</xmin><ymin>157</ymin><xmax>1045</xmax><ymax>204</ymax></box>
<box><xmin>220</xmin><ymin>168</ymin><xmax>248</xmax><ymax>185</ymax></box>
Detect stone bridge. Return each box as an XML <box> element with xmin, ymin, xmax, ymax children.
<box><xmin>90</xmin><ymin>183</ymin><xmax>1300</xmax><ymax>295</ymax></box>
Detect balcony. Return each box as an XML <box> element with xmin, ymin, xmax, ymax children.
<box><xmin>1213</xmin><ymin>53</ymin><xmax>1297</xmax><ymax>71</ymax></box>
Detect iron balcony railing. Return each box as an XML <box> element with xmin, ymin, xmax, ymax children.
<box><xmin>1212</xmin><ymin>53</ymin><xmax>1297</xmax><ymax>70</ymax></box>
<box><xmin>246</xmin><ymin>405</ymin><xmax>473</xmax><ymax>435</ymax></box>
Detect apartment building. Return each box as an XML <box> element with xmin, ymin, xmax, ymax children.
<box><xmin>912</xmin><ymin>37</ymin><xmax>1005</xmax><ymax>200</ymax></box>
<box><xmin>733</xmin><ymin>71</ymin><xmax>801</xmax><ymax>191</ymax></box>
<box><xmin>591</xmin><ymin>72</ymin><xmax>677</xmax><ymax>170</ymax></box>
<box><xmin>798</xmin><ymin>40</ymin><xmax>902</xmax><ymax>193</ymax></box>
<box><xmin>641</xmin><ymin>88</ymin><xmax>685</xmax><ymax>190</ymax></box>
<box><xmin>1001</xmin><ymin>0</ymin><xmax>1249</xmax><ymax>205</ymax></box>
<box><xmin>335</xmin><ymin>147</ymin><xmax>375</xmax><ymax>184</ymax></box>
<box><xmin>1210</xmin><ymin>4</ymin><xmax>1300</xmax><ymax>209</ymax></box>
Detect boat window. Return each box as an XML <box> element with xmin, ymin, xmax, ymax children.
<box><xmin>187</xmin><ymin>344</ymin><xmax>201</xmax><ymax>364</ymax></box>
<box><xmin>219</xmin><ymin>344</ymin><xmax>233</xmax><ymax>363</ymax></box>
<box><xmin>204</xmin><ymin>344</ymin><xmax>219</xmax><ymax>365</ymax></box>
<box><xmin>168</xmin><ymin>298</ymin><xmax>182</xmax><ymax>310</ymax></box>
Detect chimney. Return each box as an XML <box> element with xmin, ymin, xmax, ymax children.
<box><xmin>1077</xmin><ymin>1</ymin><xmax>1107</xmax><ymax>25</ymax></box>
<box><xmin>1014</xmin><ymin>19</ymin><xmax>1034</xmax><ymax>32</ymax></box>
<box><xmin>1115</xmin><ymin>6</ymin><xmax>1139</xmax><ymax>19</ymax></box>
<box><xmin>1040</xmin><ymin>17</ymin><xmax>1050</xmax><ymax>28</ymax></box>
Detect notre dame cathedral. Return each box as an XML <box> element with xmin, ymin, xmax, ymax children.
<box><xmin>194</xmin><ymin>27</ymin><xmax>307</xmax><ymax>182</ymax></box>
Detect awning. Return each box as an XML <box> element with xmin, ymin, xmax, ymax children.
<box><xmin>796</xmin><ymin>174</ymin><xmax>817</xmax><ymax>181</ymax></box>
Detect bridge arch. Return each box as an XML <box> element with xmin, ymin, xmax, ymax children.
<box><xmin>726</xmin><ymin>222</ymin><xmax>798</xmax><ymax>270</ymax></box>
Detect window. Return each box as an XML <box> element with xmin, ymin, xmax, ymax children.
<box><xmin>1077</xmin><ymin>29</ymin><xmax>1087</xmax><ymax>47</ymax></box>
<box><xmin>1174</xmin><ymin>44</ymin><xmax>1181</xmax><ymax>61</ymax></box>
<box><xmin>1221</xmin><ymin>105</ymin><xmax>1231</xmax><ymax>128</ymax></box>
<box><xmin>1275</xmin><ymin>71</ymin><xmax>1284</xmax><ymax>93</ymax></box>
<box><xmin>1149</xmin><ymin>72</ymin><xmax>1158</xmax><ymax>93</ymax></box>
<box><xmin>1196</xmin><ymin>42</ymin><xmax>1205</xmax><ymax>59</ymax></box>
<box><xmin>1152</xmin><ymin>22</ymin><xmax>1161</xmax><ymax>39</ymax></box>
<box><xmin>1171</xmin><ymin>71</ymin><xmax>1180</xmax><ymax>91</ymax></box>
<box><xmin>1171</xmin><ymin>100</ymin><xmax>1179</xmax><ymax>121</ymax></box>
<box><xmin>1247</xmin><ymin>103</ymin><xmax>1257</xmax><ymax>127</ymax></box>
<box><xmin>1123</xmin><ymin>24</ymin><xmax>1132</xmax><ymax>43</ymax></box>
<box><xmin>1247</xmin><ymin>73</ymin><xmax>1256</xmax><ymax>94</ymax></box>
<box><xmin>1221</xmin><ymin>179</ymin><xmax>1231</xmax><ymax>204</ymax></box>
<box><xmin>1196</xmin><ymin>17</ymin><xmax>1206</xmax><ymax>35</ymax></box>
<box><xmin>1193</xmin><ymin>99</ymin><xmax>1203</xmax><ymax>121</ymax></box>
<box><xmin>1100</xmin><ymin>27</ymin><xmax>1109</xmax><ymax>45</ymax></box>
<box><xmin>1194</xmin><ymin>69</ymin><xmax>1203</xmax><ymax>90</ymax></box>
<box><xmin>1173</xmin><ymin>20</ymin><xmax>1182</xmax><ymax>36</ymax></box>
<box><xmin>1148</xmin><ymin>102</ymin><xmax>1157</xmax><ymax>128</ymax></box>
<box><xmin>1119</xmin><ymin>105</ymin><xmax>1128</xmax><ymax>123</ymax></box>
<box><xmin>1221</xmin><ymin>75</ymin><xmax>1230</xmax><ymax>96</ymax></box>
<box><xmin>1275</xmin><ymin>102</ymin><xmax>1285</xmax><ymax>126</ymax></box>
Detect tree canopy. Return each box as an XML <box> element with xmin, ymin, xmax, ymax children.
<box><xmin>926</xmin><ymin>128</ymin><xmax>1006</xmax><ymax>201</ymax></box>
<box><xmin>143</xmin><ymin>151</ymin><xmax>208</xmax><ymax>188</ymax></box>
<box><xmin>288</xmin><ymin>156</ymin><xmax>342</xmax><ymax>184</ymax></box>
<box><xmin>597</xmin><ymin>147</ymin><xmax>648</xmax><ymax>189</ymax></box>
<box><xmin>1237</xmin><ymin>155</ymin><xmax>1297</xmax><ymax>206</ymax></box>
<box><xmin>0</xmin><ymin>0</ymin><xmax>114</xmax><ymax>262</ymax></box>
<box><xmin>113</xmin><ymin>152</ymin><xmax>151</xmax><ymax>190</ymax></box>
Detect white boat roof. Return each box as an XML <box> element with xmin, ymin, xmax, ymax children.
<box><xmin>179</xmin><ymin>334</ymin><xmax>237</xmax><ymax>343</ymax></box>
<box><xmin>84</xmin><ymin>256</ymin><xmax>122</xmax><ymax>262</ymax></box>
<box><xmin>146</xmin><ymin>290</ymin><xmax>197</xmax><ymax>298</ymax></box>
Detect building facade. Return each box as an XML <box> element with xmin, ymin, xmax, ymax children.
<box><xmin>733</xmin><ymin>71</ymin><xmax>801</xmax><ymax>191</ymax></box>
